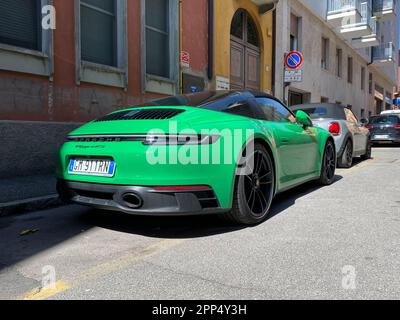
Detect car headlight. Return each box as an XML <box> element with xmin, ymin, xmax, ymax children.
<box><xmin>143</xmin><ymin>134</ymin><xmax>220</xmax><ymax>145</ymax></box>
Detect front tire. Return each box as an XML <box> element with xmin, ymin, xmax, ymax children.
<box><xmin>338</xmin><ymin>139</ymin><xmax>353</xmax><ymax>168</ymax></box>
<box><xmin>224</xmin><ymin>143</ymin><xmax>275</xmax><ymax>225</ymax></box>
<box><xmin>318</xmin><ymin>140</ymin><xmax>336</xmax><ymax>186</ymax></box>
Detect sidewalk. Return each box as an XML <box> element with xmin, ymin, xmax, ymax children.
<box><xmin>0</xmin><ymin>175</ymin><xmax>63</xmax><ymax>216</ymax></box>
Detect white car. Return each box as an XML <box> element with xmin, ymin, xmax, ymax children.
<box><xmin>291</xmin><ymin>103</ymin><xmax>371</xmax><ymax>168</ymax></box>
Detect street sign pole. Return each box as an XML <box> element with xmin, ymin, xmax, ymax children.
<box><xmin>283</xmin><ymin>51</ymin><xmax>304</xmax><ymax>105</ymax></box>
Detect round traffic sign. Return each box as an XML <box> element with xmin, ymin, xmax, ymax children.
<box><xmin>285</xmin><ymin>51</ymin><xmax>303</xmax><ymax>69</ymax></box>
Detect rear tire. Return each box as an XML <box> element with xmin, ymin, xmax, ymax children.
<box><xmin>223</xmin><ymin>143</ymin><xmax>275</xmax><ymax>225</ymax></box>
<box><xmin>361</xmin><ymin>138</ymin><xmax>372</xmax><ymax>160</ymax></box>
<box><xmin>338</xmin><ymin>139</ymin><xmax>353</xmax><ymax>168</ymax></box>
<box><xmin>318</xmin><ymin>140</ymin><xmax>336</xmax><ymax>186</ymax></box>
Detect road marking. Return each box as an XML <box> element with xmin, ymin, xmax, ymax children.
<box><xmin>19</xmin><ymin>239</ymin><xmax>185</xmax><ymax>300</ymax></box>
<box><xmin>21</xmin><ymin>281</ymin><xmax>71</xmax><ymax>300</ymax></box>
<box><xmin>78</xmin><ymin>239</ymin><xmax>185</xmax><ymax>283</ymax></box>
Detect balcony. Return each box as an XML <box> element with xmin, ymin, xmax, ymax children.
<box><xmin>327</xmin><ymin>0</ymin><xmax>363</xmax><ymax>28</ymax></box>
<box><xmin>373</xmin><ymin>0</ymin><xmax>396</xmax><ymax>17</ymax></box>
<box><xmin>339</xmin><ymin>2</ymin><xmax>373</xmax><ymax>39</ymax></box>
<box><xmin>351</xmin><ymin>16</ymin><xmax>380</xmax><ymax>48</ymax></box>
<box><xmin>372</xmin><ymin>42</ymin><xmax>395</xmax><ymax>66</ymax></box>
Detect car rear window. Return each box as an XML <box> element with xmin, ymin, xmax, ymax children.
<box><xmin>369</xmin><ymin>116</ymin><xmax>400</xmax><ymax>125</ymax></box>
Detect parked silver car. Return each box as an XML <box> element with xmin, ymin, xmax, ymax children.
<box><xmin>290</xmin><ymin>103</ymin><xmax>371</xmax><ymax>168</ymax></box>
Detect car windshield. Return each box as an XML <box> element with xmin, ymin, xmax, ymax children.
<box><xmin>291</xmin><ymin>104</ymin><xmax>346</xmax><ymax>120</ymax></box>
<box><xmin>297</xmin><ymin>107</ymin><xmax>328</xmax><ymax>119</ymax></box>
<box><xmin>369</xmin><ymin>116</ymin><xmax>400</xmax><ymax>125</ymax></box>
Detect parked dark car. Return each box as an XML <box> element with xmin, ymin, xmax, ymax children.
<box><xmin>366</xmin><ymin>115</ymin><xmax>400</xmax><ymax>145</ymax></box>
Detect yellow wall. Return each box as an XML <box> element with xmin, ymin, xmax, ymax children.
<box><xmin>214</xmin><ymin>0</ymin><xmax>274</xmax><ymax>93</ymax></box>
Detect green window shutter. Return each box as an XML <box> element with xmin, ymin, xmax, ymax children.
<box><xmin>0</xmin><ymin>0</ymin><xmax>40</xmax><ymax>50</ymax></box>
<box><xmin>145</xmin><ymin>0</ymin><xmax>170</xmax><ymax>78</ymax></box>
<box><xmin>81</xmin><ymin>0</ymin><xmax>116</xmax><ymax>67</ymax></box>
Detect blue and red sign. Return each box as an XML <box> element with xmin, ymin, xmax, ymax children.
<box><xmin>285</xmin><ymin>51</ymin><xmax>303</xmax><ymax>70</ymax></box>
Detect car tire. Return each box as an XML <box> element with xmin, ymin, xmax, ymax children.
<box><xmin>318</xmin><ymin>140</ymin><xmax>336</xmax><ymax>186</ymax></box>
<box><xmin>338</xmin><ymin>139</ymin><xmax>353</xmax><ymax>168</ymax></box>
<box><xmin>223</xmin><ymin>143</ymin><xmax>275</xmax><ymax>225</ymax></box>
<box><xmin>361</xmin><ymin>138</ymin><xmax>372</xmax><ymax>160</ymax></box>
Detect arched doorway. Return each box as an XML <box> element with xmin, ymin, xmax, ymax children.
<box><xmin>230</xmin><ymin>10</ymin><xmax>261</xmax><ymax>91</ymax></box>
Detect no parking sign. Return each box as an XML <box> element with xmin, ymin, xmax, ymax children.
<box><xmin>284</xmin><ymin>51</ymin><xmax>303</xmax><ymax>83</ymax></box>
<box><xmin>285</xmin><ymin>51</ymin><xmax>303</xmax><ymax>70</ymax></box>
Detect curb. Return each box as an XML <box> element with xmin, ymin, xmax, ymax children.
<box><xmin>0</xmin><ymin>195</ymin><xmax>64</xmax><ymax>217</ymax></box>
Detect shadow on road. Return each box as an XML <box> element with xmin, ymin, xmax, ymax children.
<box><xmin>84</xmin><ymin>175</ymin><xmax>343</xmax><ymax>239</ymax></box>
<box><xmin>0</xmin><ymin>175</ymin><xmax>343</xmax><ymax>271</ymax></box>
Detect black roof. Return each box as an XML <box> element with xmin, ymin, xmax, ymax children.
<box><xmin>138</xmin><ymin>90</ymin><xmax>282</xmax><ymax>108</ymax></box>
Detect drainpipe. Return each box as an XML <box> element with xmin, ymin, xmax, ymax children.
<box><xmin>179</xmin><ymin>0</ymin><xmax>183</xmax><ymax>94</ymax></box>
<box><xmin>272</xmin><ymin>8</ymin><xmax>276</xmax><ymax>95</ymax></box>
<box><xmin>208</xmin><ymin>0</ymin><xmax>214</xmax><ymax>81</ymax></box>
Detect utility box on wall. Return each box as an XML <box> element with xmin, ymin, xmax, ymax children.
<box><xmin>182</xmin><ymin>73</ymin><xmax>206</xmax><ymax>94</ymax></box>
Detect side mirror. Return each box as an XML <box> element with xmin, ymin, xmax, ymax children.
<box><xmin>295</xmin><ymin>110</ymin><xmax>313</xmax><ymax>128</ymax></box>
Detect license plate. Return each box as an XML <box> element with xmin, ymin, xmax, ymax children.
<box><xmin>68</xmin><ymin>159</ymin><xmax>116</xmax><ymax>177</ymax></box>
<box><xmin>374</xmin><ymin>135</ymin><xmax>389</xmax><ymax>140</ymax></box>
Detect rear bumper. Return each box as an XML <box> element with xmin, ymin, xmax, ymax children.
<box><xmin>371</xmin><ymin>136</ymin><xmax>400</xmax><ymax>144</ymax></box>
<box><xmin>57</xmin><ymin>179</ymin><xmax>228</xmax><ymax>216</ymax></box>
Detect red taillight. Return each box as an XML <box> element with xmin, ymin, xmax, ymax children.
<box><xmin>329</xmin><ymin>122</ymin><xmax>341</xmax><ymax>136</ymax></box>
<box><xmin>365</xmin><ymin>124</ymin><xmax>373</xmax><ymax>129</ymax></box>
<box><xmin>394</xmin><ymin>124</ymin><xmax>400</xmax><ymax>129</ymax></box>
<box><xmin>153</xmin><ymin>185</ymin><xmax>211</xmax><ymax>192</ymax></box>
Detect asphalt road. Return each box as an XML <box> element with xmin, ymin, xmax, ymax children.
<box><xmin>1</xmin><ymin>147</ymin><xmax>399</xmax><ymax>300</ymax></box>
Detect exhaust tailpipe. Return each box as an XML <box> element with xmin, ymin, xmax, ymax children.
<box><xmin>121</xmin><ymin>193</ymin><xmax>143</xmax><ymax>209</ymax></box>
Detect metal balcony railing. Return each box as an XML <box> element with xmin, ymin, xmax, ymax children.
<box><xmin>373</xmin><ymin>0</ymin><xmax>396</xmax><ymax>14</ymax></box>
<box><xmin>373</xmin><ymin>42</ymin><xmax>395</xmax><ymax>61</ymax></box>
<box><xmin>370</xmin><ymin>16</ymin><xmax>379</xmax><ymax>35</ymax></box>
<box><xmin>328</xmin><ymin>0</ymin><xmax>362</xmax><ymax>13</ymax></box>
<box><xmin>359</xmin><ymin>2</ymin><xmax>373</xmax><ymax>28</ymax></box>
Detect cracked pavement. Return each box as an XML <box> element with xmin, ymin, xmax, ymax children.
<box><xmin>0</xmin><ymin>147</ymin><xmax>399</xmax><ymax>300</ymax></box>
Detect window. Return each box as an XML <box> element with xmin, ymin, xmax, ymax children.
<box><xmin>361</xmin><ymin>67</ymin><xmax>365</xmax><ymax>91</ymax></box>
<box><xmin>290</xmin><ymin>14</ymin><xmax>301</xmax><ymax>51</ymax></box>
<box><xmin>336</xmin><ymin>48</ymin><xmax>342</xmax><ymax>78</ymax></box>
<box><xmin>0</xmin><ymin>0</ymin><xmax>41</xmax><ymax>50</ymax></box>
<box><xmin>0</xmin><ymin>0</ymin><xmax>53</xmax><ymax>76</ymax></box>
<box><xmin>143</xmin><ymin>0</ymin><xmax>179</xmax><ymax>95</ymax></box>
<box><xmin>347</xmin><ymin>56</ymin><xmax>353</xmax><ymax>84</ymax></box>
<box><xmin>146</xmin><ymin>0</ymin><xmax>170</xmax><ymax>78</ymax></box>
<box><xmin>76</xmin><ymin>0</ymin><xmax>127</xmax><ymax>88</ymax></box>
<box><xmin>81</xmin><ymin>0</ymin><xmax>117</xmax><ymax>66</ymax></box>
<box><xmin>256</xmin><ymin>98</ymin><xmax>293</xmax><ymax>123</ymax></box>
<box><xmin>361</xmin><ymin>108</ymin><xmax>365</xmax><ymax>119</ymax></box>
<box><xmin>321</xmin><ymin>97</ymin><xmax>329</xmax><ymax>103</ymax></box>
<box><xmin>369</xmin><ymin>73</ymin><xmax>373</xmax><ymax>94</ymax></box>
<box><xmin>321</xmin><ymin>37</ymin><xmax>329</xmax><ymax>70</ymax></box>
<box><xmin>224</xmin><ymin>103</ymin><xmax>256</xmax><ymax>118</ymax></box>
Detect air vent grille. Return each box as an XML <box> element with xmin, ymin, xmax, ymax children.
<box><xmin>96</xmin><ymin>109</ymin><xmax>185</xmax><ymax>122</ymax></box>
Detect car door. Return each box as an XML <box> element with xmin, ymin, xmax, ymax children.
<box><xmin>255</xmin><ymin>97</ymin><xmax>319</xmax><ymax>187</ymax></box>
<box><xmin>344</xmin><ymin>108</ymin><xmax>365</xmax><ymax>153</ymax></box>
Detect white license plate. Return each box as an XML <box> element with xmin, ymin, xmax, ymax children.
<box><xmin>374</xmin><ymin>135</ymin><xmax>389</xmax><ymax>140</ymax></box>
<box><xmin>68</xmin><ymin>159</ymin><xmax>116</xmax><ymax>177</ymax></box>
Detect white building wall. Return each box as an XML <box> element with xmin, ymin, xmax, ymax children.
<box><xmin>275</xmin><ymin>0</ymin><xmax>398</xmax><ymax>118</ymax></box>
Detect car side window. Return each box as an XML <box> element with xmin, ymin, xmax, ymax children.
<box><xmin>224</xmin><ymin>101</ymin><xmax>257</xmax><ymax>119</ymax></box>
<box><xmin>344</xmin><ymin>108</ymin><xmax>358</xmax><ymax>124</ymax></box>
<box><xmin>256</xmin><ymin>98</ymin><xmax>294</xmax><ymax>123</ymax></box>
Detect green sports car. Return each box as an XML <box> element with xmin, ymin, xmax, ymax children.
<box><xmin>57</xmin><ymin>91</ymin><xmax>336</xmax><ymax>225</ymax></box>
